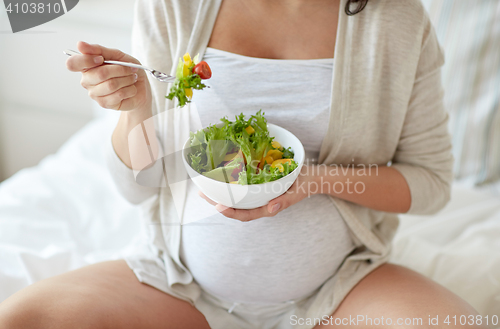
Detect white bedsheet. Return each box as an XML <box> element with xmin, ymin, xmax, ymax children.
<box><xmin>0</xmin><ymin>115</ymin><xmax>499</xmax><ymax>318</ymax></box>
<box><xmin>392</xmin><ymin>184</ymin><xmax>500</xmax><ymax>316</ymax></box>
<box><xmin>0</xmin><ymin>114</ymin><xmax>144</xmax><ymax>300</ymax></box>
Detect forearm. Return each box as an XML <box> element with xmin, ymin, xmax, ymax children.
<box><xmin>111</xmin><ymin>102</ymin><xmax>159</xmax><ymax>170</ymax></box>
<box><xmin>312</xmin><ymin>165</ymin><xmax>411</xmax><ymax>213</ymax></box>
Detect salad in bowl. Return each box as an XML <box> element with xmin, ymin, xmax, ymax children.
<box><xmin>182</xmin><ymin>111</ymin><xmax>305</xmax><ymax>209</ymax></box>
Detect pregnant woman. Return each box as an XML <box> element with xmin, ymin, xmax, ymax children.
<box><xmin>0</xmin><ymin>0</ymin><xmax>487</xmax><ymax>328</ymax></box>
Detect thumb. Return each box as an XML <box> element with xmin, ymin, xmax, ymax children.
<box><xmin>77</xmin><ymin>41</ymin><xmax>140</xmax><ymax>65</ymax></box>
<box><xmin>267</xmin><ymin>194</ymin><xmax>288</xmax><ymax>214</ymax></box>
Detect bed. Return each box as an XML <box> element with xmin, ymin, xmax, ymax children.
<box><xmin>0</xmin><ymin>113</ymin><xmax>499</xmax><ymax>320</ymax></box>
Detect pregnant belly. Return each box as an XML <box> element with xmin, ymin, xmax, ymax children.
<box><xmin>180</xmin><ymin>182</ymin><xmax>356</xmax><ymax>304</ymax></box>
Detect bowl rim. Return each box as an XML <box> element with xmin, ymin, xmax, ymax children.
<box><xmin>182</xmin><ymin>122</ymin><xmax>305</xmax><ymax>187</ymax></box>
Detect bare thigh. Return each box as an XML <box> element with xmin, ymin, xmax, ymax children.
<box><xmin>0</xmin><ymin>260</ymin><xmax>210</xmax><ymax>329</ymax></box>
<box><xmin>315</xmin><ymin>263</ymin><xmax>488</xmax><ymax>329</ymax></box>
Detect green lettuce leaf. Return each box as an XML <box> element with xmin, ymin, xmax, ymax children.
<box><xmin>187</xmin><ymin>110</ymin><xmax>298</xmax><ymax>185</ymax></box>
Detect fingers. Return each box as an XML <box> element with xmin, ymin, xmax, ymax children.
<box><xmin>218</xmin><ymin>190</ymin><xmax>299</xmax><ymax>221</ymax></box>
<box><xmin>81</xmin><ymin>65</ymin><xmax>138</xmax><ymax>87</ymax></box>
<box><xmin>94</xmin><ymin>85</ymin><xmax>138</xmax><ymax>111</ymax></box>
<box><xmin>216</xmin><ymin>206</ymin><xmax>271</xmax><ymax>222</ymax></box>
<box><xmin>77</xmin><ymin>41</ymin><xmax>139</xmax><ymax>64</ymax></box>
<box><xmin>197</xmin><ymin>190</ymin><xmax>269</xmax><ymax>221</ymax></box>
<box><xmin>198</xmin><ymin>191</ymin><xmax>217</xmax><ymax>206</ymax></box>
<box><xmin>267</xmin><ymin>195</ymin><xmax>286</xmax><ymax>214</ymax></box>
<box><xmin>197</xmin><ymin>189</ymin><xmax>292</xmax><ymax>221</ymax></box>
<box><xmin>83</xmin><ymin>64</ymin><xmax>139</xmax><ymax>111</ymax></box>
<box><xmin>66</xmin><ymin>41</ymin><xmax>148</xmax><ymax>112</ymax></box>
<box><xmin>88</xmin><ymin>74</ymin><xmax>138</xmax><ymax>98</ymax></box>
<box><xmin>67</xmin><ymin>41</ymin><xmax>142</xmax><ymax>73</ymax></box>
<box><xmin>66</xmin><ymin>54</ymin><xmax>104</xmax><ymax>72</ymax></box>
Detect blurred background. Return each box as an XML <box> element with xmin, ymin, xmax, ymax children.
<box><xmin>0</xmin><ymin>0</ymin><xmax>135</xmax><ymax>181</ymax></box>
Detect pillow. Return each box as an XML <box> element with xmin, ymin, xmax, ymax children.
<box><xmin>421</xmin><ymin>0</ymin><xmax>500</xmax><ymax>186</ymax></box>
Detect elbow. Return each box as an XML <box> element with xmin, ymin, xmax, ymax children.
<box><xmin>106</xmin><ymin>137</ymin><xmax>162</xmax><ymax>205</ymax></box>
<box><xmin>438</xmin><ymin>180</ymin><xmax>452</xmax><ymax>211</ymax></box>
<box><xmin>407</xmin><ymin>178</ymin><xmax>451</xmax><ymax>215</ymax></box>
<box><xmin>394</xmin><ymin>161</ymin><xmax>453</xmax><ymax>216</ymax></box>
<box><xmin>423</xmin><ymin>180</ymin><xmax>451</xmax><ymax>215</ymax></box>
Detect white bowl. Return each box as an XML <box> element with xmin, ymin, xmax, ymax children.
<box><xmin>182</xmin><ymin>123</ymin><xmax>305</xmax><ymax>209</ymax></box>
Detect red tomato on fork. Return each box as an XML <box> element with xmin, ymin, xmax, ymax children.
<box><xmin>193</xmin><ymin>61</ymin><xmax>212</xmax><ymax>79</ymax></box>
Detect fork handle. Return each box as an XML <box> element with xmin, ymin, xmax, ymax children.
<box><xmin>102</xmin><ymin>60</ymin><xmax>150</xmax><ymax>71</ymax></box>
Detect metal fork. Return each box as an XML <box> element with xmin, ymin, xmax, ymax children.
<box><xmin>63</xmin><ymin>49</ymin><xmax>176</xmax><ymax>83</ymax></box>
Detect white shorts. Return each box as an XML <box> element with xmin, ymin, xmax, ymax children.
<box><xmin>124</xmin><ymin>252</ymin><xmax>327</xmax><ymax>329</ymax></box>
<box><xmin>194</xmin><ymin>286</ymin><xmax>318</xmax><ymax>329</ymax></box>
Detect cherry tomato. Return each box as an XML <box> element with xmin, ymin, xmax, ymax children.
<box><xmin>193</xmin><ymin>61</ymin><xmax>212</xmax><ymax>79</ymax></box>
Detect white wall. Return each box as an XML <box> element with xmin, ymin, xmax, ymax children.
<box><xmin>0</xmin><ymin>0</ymin><xmax>136</xmax><ymax>181</ymax></box>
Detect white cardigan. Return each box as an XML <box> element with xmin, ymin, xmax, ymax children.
<box><xmin>109</xmin><ymin>0</ymin><xmax>453</xmax><ymax>324</ymax></box>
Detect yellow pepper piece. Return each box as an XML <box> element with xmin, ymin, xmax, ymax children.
<box><xmin>271</xmin><ymin>159</ymin><xmax>292</xmax><ymax>168</ymax></box>
<box><xmin>183</xmin><ymin>63</ymin><xmax>191</xmax><ymax>78</ymax></box>
<box><xmin>183</xmin><ymin>53</ymin><xmax>193</xmax><ymax>68</ymax></box>
<box><xmin>266</xmin><ymin>149</ymin><xmax>283</xmax><ymax>161</ymax></box>
<box><xmin>258</xmin><ymin>155</ymin><xmax>273</xmax><ymax>170</ymax></box>
<box><xmin>271</xmin><ymin>141</ymin><xmax>282</xmax><ymax>150</ymax></box>
<box><xmin>185</xmin><ymin>88</ymin><xmax>193</xmax><ymax>99</ymax></box>
<box><xmin>229</xmin><ymin>181</ymin><xmax>239</xmax><ymax>184</ymax></box>
<box><xmin>275</xmin><ymin>163</ymin><xmax>284</xmax><ymax>173</ymax></box>
<box><xmin>245</xmin><ymin>126</ymin><xmax>255</xmax><ymax>135</ymax></box>
<box><xmin>264</xmin><ymin>155</ymin><xmax>274</xmax><ymax>165</ymax></box>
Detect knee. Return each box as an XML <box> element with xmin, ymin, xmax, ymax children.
<box><xmin>327</xmin><ymin>264</ymin><xmax>486</xmax><ymax>329</ymax></box>
<box><xmin>0</xmin><ymin>295</ymin><xmax>46</xmax><ymax>329</ymax></box>
<box><xmin>362</xmin><ymin>265</ymin><xmax>486</xmax><ymax>329</ymax></box>
<box><xmin>354</xmin><ymin>298</ymin><xmax>486</xmax><ymax>329</ymax></box>
<box><xmin>0</xmin><ymin>289</ymin><xmax>106</xmax><ymax>329</ymax></box>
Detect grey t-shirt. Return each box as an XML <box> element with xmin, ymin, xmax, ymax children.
<box><xmin>180</xmin><ymin>48</ymin><xmax>356</xmax><ymax>304</ymax></box>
